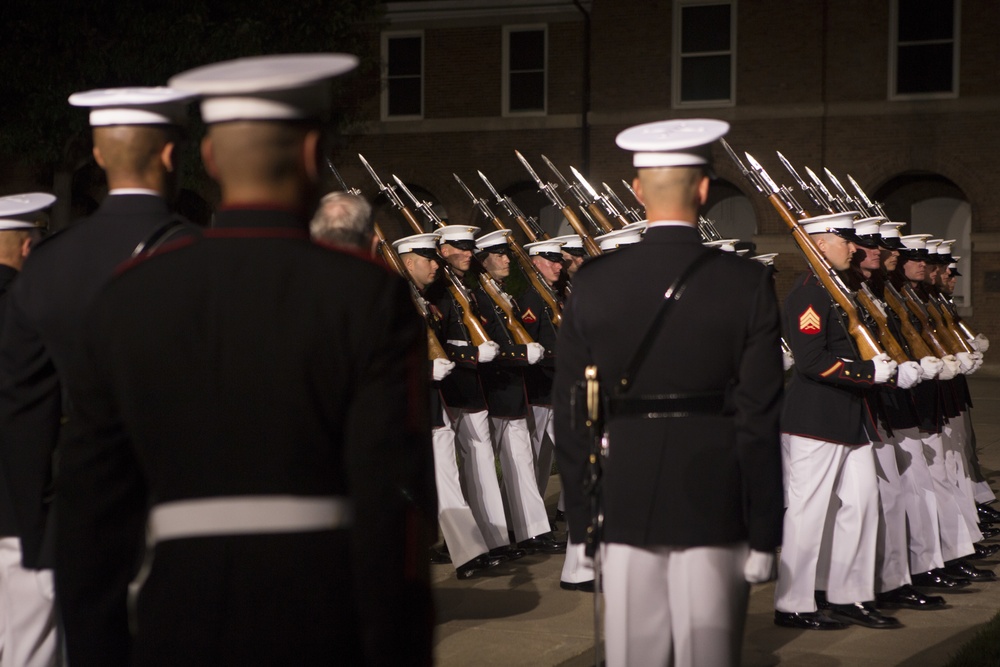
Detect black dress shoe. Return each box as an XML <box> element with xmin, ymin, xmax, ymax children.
<box><xmin>876</xmin><ymin>585</ymin><xmax>946</xmax><ymax>610</ymax></box>
<box><xmin>972</xmin><ymin>542</ymin><xmax>1000</xmax><ymax>559</ymax></box>
<box><xmin>488</xmin><ymin>545</ymin><xmax>526</xmax><ymax>562</ymax></box>
<box><xmin>429</xmin><ymin>547</ymin><xmax>452</xmax><ymax>565</ymax></box>
<box><xmin>560</xmin><ymin>580</ymin><xmax>595</xmax><ymax>592</ymax></box>
<box><xmin>979</xmin><ymin>526</ymin><xmax>1000</xmax><ymax>539</ymax></box>
<box><xmin>979</xmin><ymin>503</ymin><xmax>1000</xmax><ymax>524</ymax></box>
<box><xmin>912</xmin><ymin>570</ymin><xmax>971</xmax><ymax>589</ymax></box>
<box><xmin>518</xmin><ymin>532</ymin><xmax>567</xmax><ymax>554</ymax></box>
<box><xmin>456</xmin><ymin>554</ymin><xmax>503</xmax><ymax>579</ymax></box>
<box><xmin>943</xmin><ymin>560</ymin><xmax>996</xmax><ymax>582</ymax></box>
<box><xmin>827</xmin><ymin>602</ymin><xmax>902</xmax><ymax>629</ymax></box>
<box><xmin>773</xmin><ymin>611</ymin><xmax>848</xmax><ymax>630</ymax></box>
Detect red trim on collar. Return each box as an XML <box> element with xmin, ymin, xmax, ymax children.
<box><xmin>203</xmin><ymin>228</ymin><xmax>311</xmax><ymax>240</ymax></box>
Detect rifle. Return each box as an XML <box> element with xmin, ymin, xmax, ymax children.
<box><xmin>454</xmin><ymin>173</ymin><xmax>562</xmax><ymax>327</ymax></box>
<box><xmin>516</xmin><ymin>151</ymin><xmax>603</xmax><ymax>257</ymax></box>
<box><xmin>571</xmin><ymin>166</ymin><xmax>630</xmax><ymax>230</ymax></box>
<box><xmin>541</xmin><ymin>155</ymin><xmax>615</xmax><ymax>234</ymax></box>
<box><xmin>391</xmin><ymin>174</ymin><xmax>536</xmax><ymax>346</ymax></box>
<box><xmin>326</xmin><ymin>159</ymin><xmax>363</xmax><ymax>197</ymax></box>
<box><xmin>477</xmin><ymin>170</ymin><xmax>550</xmax><ymax>243</ymax></box>
<box><xmin>373</xmin><ymin>223</ymin><xmax>449</xmax><ymax>361</ymax></box>
<box><xmin>882</xmin><ymin>281</ymin><xmax>936</xmax><ymax>359</ymax></box>
<box><xmin>721</xmin><ymin>140</ymin><xmax>896</xmax><ymax>362</ymax></box>
<box><xmin>845</xmin><ymin>174</ymin><xmax>979</xmax><ymax>354</ymax></box>
<box><xmin>602</xmin><ymin>181</ymin><xmax>645</xmax><ymax>223</ymax></box>
<box><xmin>359</xmin><ymin>154</ymin><xmax>491</xmax><ymax>347</ymax></box>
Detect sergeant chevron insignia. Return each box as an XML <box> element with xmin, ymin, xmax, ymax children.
<box><xmin>522</xmin><ymin>308</ymin><xmax>537</xmax><ymax>324</ymax></box>
<box><xmin>799</xmin><ymin>306</ymin><xmax>821</xmax><ymax>334</ymax></box>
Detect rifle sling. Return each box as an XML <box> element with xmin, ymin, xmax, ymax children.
<box><xmin>616</xmin><ymin>249</ymin><xmax>720</xmax><ymax>401</ymax></box>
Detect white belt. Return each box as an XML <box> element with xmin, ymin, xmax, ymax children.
<box><xmin>446</xmin><ymin>339</ymin><xmax>471</xmax><ymax>346</ymax></box>
<box><xmin>148</xmin><ymin>495</ymin><xmax>353</xmax><ymax>544</ymax></box>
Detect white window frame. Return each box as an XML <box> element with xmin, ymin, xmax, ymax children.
<box><xmin>381</xmin><ymin>30</ymin><xmax>424</xmax><ymax>121</ymax></box>
<box><xmin>888</xmin><ymin>0</ymin><xmax>960</xmax><ymax>100</ymax></box>
<box><xmin>672</xmin><ymin>0</ymin><xmax>736</xmax><ymax>109</ymax></box>
<box><xmin>502</xmin><ymin>24</ymin><xmax>548</xmax><ymax>117</ymax></box>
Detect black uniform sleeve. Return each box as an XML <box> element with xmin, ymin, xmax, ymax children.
<box><xmin>343</xmin><ymin>275</ymin><xmax>435</xmax><ymax>665</ymax></box>
<box><xmin>785</xmin><ymin>280</ymin><xmax>878</xmax><ymax>387</ymax></box>
<box><xmin>519</xmin><ymin>286</ymin><xmax>557</xmax><ymax>366</ymax></box>
<box><xmin>734</xmin><ymin>269</ymin><xmax>785</xmax><ymax>552</ymax></box>
<box><xmin>53</xmin><ymin>301</ymin><xmax>147</xmax><ymax>666</ymax></box>
<box><xmin>0</xmin><ymin>286</ymin><xmax>63</xmax><ymax>568</ymax></box>
<box><xmin>552</xmin><ymin>292</ymin><xmax>592</xmax><ymax>545</ymax></box>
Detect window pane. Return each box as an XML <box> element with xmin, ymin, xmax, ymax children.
<box><xmin>681</xmin><ymin>4</ymin><xmax>731</xmax><ymax>53</ymax></box>
<box><xmin>387</xmin><ymin>37</ymin><xmax>421</xmax><ymax>77</ymax></box>
<box><xmin>388</xmin><ymin>77</ymin><xmax>421</xmax><ymax>116</ymax></box>
<box><xmin>681</xmin><ymin>55</ymin><xmax>731</xmax><ymax>101</ymax></box>
<box><xmin>510</xmin><ymin>72</ymin><xmax>544</xmax><ymax>111</ymax></box>
<box><xmin>898</xmin><ymin>0</ymin><xmax>954</xmax><ymax>42</ymax></box>
<box><xmin>897</xmin><ymin>43</ymin><xmax>954</xmax><ymax>93</ymax></box>
<box><xmin>510</xmin><ymin>30</ymin><xmax>544</xmax><ymax>71</ymax></box>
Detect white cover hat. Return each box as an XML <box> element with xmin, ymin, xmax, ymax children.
<box><xmin>799</xmin><ymin>211</ymin><xmax>861</xmax><ymax>238</ymax></box>
<box><xmin>751</xmin><ymin>253</ymin><xmax>778</xmax><ymax>266</ymax></box>
<box><xmin>392</xmin><ymin>232</ymin><xmax>440</xmax><ymax>256</ymax></box>
<box><xmin>169</xmin><ymin>54</ymin><xmax>358</xmax><ymax>123</ymax></box>
<box><xmin>616</xmin><ymin>119</ymin><xmax>729</xmax><ymax>168</ymax></box>
<box><xmin>475</xmin><ymin>229</ymin><xmax>511</xmax><ymax>252</ymax></box>
<box><xmin>703</xmin><ymin>238</ymin><xmax>740</xmax><ymax>253</ymax></box>
<box><xmin>68</xmin><ymin>87</ymin><xmax>195</xmax><ymax>126</ymax></box>
<box><xmin>0</xmin><ymin>193</ymin><xmax>55</xmax><ymax>231</ymax></box>
<box><xmin>596</xmin><ymin>227</ymin><xmax>643</xmax><ymax>251</ymax></box>
<box><xmin>899</xmin><ymin>233</ymin><xmax>933</xmax><ymax>251</ymax></box>
<box><xmin>436</xmin><ymin>224</ymin><xmax>480</xmax><ymax>249</ymax></box>
<box><xmin>523</xmin><ymin>239</ymin><xmax>565</xmax><ymax>257</ymax></box>
<box><xmin>550</xmin><ymin>234</ymin><xmax>585</xmax><ymax>255</ymax></box>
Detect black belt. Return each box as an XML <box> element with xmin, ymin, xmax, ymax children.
<box><xmin>608</xmin><ymin>391</ymin><xmax>726</xmax><ymax>419</ymax></box>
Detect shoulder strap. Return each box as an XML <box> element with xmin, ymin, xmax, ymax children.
<box><xmin>616</xmin><ymin>249</ymin><xmax>719</xmax><ymax>395</ymax></box>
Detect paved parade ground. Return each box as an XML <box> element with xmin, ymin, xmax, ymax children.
<box><xmin>430</xmin><ymin>373</ymin><xmax>1000</xmax><ymax>666</ymax></box>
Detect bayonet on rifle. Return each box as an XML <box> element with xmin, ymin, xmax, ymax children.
<box><xmin>517</xmin><ymin>150</ymin><xmax>602</xmax><ymax>256</ymax></box>
<box><xmin>327</xmin><ymin>159</ymin><xmax>361</xmax><ymax>196</ymax></box>
<box><xmin>776</xmin><ymin>152</ymin><xmax>830</xmax><ymax>213</ymax></box>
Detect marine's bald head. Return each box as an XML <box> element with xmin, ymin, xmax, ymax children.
<box><xmin>92</xmin><ymin>125</ymin><xmax>177</xmax><ymax>192</ymax></box>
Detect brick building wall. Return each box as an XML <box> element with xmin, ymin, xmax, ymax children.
<box><xmin>350</xmin><ymin>0</ymin><xmax>999</xmax><ymax>347</ymax></box>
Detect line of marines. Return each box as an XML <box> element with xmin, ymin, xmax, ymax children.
<box><xmin>0</xmin><ymin>54</ymin><xmax>995</xmax><ymax>667</ymax></box>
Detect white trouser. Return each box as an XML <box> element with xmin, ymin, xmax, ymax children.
<box><xmin>872</xmin><ymin>434</ymin><xmax>912</xmax><ymax>592</ymax></box>
<box><xmin>892</xmin><ymin>428</ymin><xmax>945</xmax><ymax>574</ymax></box>
<box><xmin>560</xmin><ymin>536</ymin><xmax>594</xmax><ymax>584</ymax></box>
<box><xmin>491</xmin><ymin>417</ymin><xmax>552</xmax><ymax>542</ymax></box>
<box><xmin>603</xmin><ymin>541</ymin><xmax>749</xmax><ymax>667</ymax></box>
<box><xmin>0</xmin><ymin>537</ymin><xmax>61</xmax><ymax>667</ymax></box>
<box><xmin>529</xmin><ymin>405</ymin><xmax>556</xmax><ymax>495</ymax></box>
<box><xmin>775</xmin><ymin>435</ymin><xmax>878</xmax><ymax>612</ymax></box>
<box><xmin>432</xmin><ymin>419</ymin><xmax>490</xmax><ymax>569</ymax></box>
<box><xmin>942</xmin><ymin>416</ymin><xmax>981</xmax><ymax>540</ymax></box>
<box><xmin>922</xmin><ymin>430</ymin><xmax>976</xmax><ymax>561</ymax></box>
<box><xmin>451</xmin><ymin>408</ymin><xmax>510</xmax><ymax>550</ymax></box>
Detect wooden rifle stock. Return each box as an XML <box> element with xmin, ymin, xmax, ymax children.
<box><xmin>882</xmin><ymin>283</ymin><xmax>935</xmax><ymax>359</ymax></box>
<box><xmin>855</xmin><ymin>284</ymin><xmax>910</xmax><ymax>363</ymax></box>
<box><xmin>767</xmin><ymin>195</ymin><xmax>885</xmax><ymax>360</ymax></box>
<box><xmin>559</xmin><ymin>206</ymin><xmax>603</xmax><ymax>257</ymax></box>
<box><xmin>476</xmin><ymin>273</ymin><xmax>534</xmax><ymax>345</ymax></box>
<box><xmin>925</xmin><ymin>298</ymin><xmax>974</xmax><ymax>354</ymax></box>
<box><xmin>486</xmin><ymin>216</ymin><xmax>562</xmax><ymax>327</ymax></box>
<box><xmin>585</xmin><ymin>203</ymin><xmax>617</xmax><ymax>233</ymax></box>
<box><xmin>899</xmin><ymin>284</ymin><xmax>952</xmax><ymax>357</ymax></box>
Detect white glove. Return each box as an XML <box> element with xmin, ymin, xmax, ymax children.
<box><xmin>919</xmin><ymin>356</ymin><xmax>943</xmax><ymax>381</ymax></box>
<box><xmin>871</xmin><ymin>352</ymin><xmax>898</xmax><ymax>384</ymax></box>
<box><xmin>782</xmin><ymin>348</ymin><xmax>795</xmax><ymax>371</ymax></box>
<box><xmin>744</xmin><ymin>550</ymin><xmax>776</xmax><ymax>584</ymax></box>
<box><xmin>971</xmin><ymin>351</ymin><xmax>984</xmax><ymax>372</ymax></box>
<box><xmin>939</xmin><ymin>354</ymin><xmax>959</xmax><ymax>380</ymax></box>
<box><xmin>431</xmin><ymin>358</ymin><xmax>455</xmax><ymax>382</ymax></box>
<box><xmin>526</xmin><ymin>342</ymin><xmax>545</xmax><ymax>365</ymax></box>
<box><xmin>975</xmin><ymin>333</ymin><xmax>990</xmax><ymax>352</ymax></box>
<box><xmin>956</xmin><ymin>352</ymin><xmax>976</xmax><ymax>375</ymax></box>
<box><xmin>477</xmin><ymin>341</ymin><xmax>500</xmax><ymax>364</ymax></box>
<box><xmin>895</xmin><ymin>361</ymin><xmax>922</xmax><ymax>389</ymax></box>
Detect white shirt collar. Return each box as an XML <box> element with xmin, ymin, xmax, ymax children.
<box><xmin>645</xmin><ymin>220</ymin><xmax>697</xmax><ymax>229</ymax></box>
<box><xmin>108</xmin><ymin>188</ymin><xmax>160</xmax><ymax>197</ymax></box>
